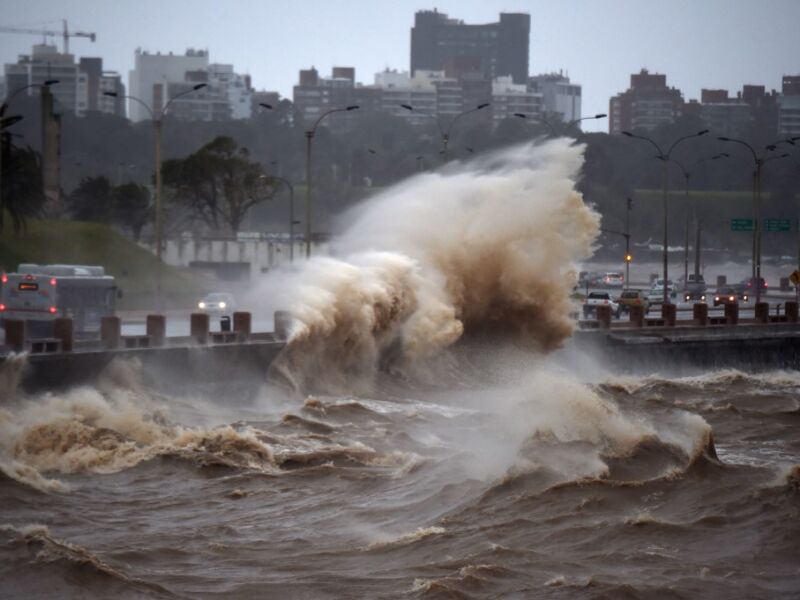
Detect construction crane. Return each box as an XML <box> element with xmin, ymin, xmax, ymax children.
<box><xmin>0</xmin><ymin>20</ymin><xmax>96</xmax><ymax>55</ymax></box>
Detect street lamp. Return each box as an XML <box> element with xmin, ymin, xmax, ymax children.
<box><xmin>514</xmin><ymin>112</ymin><xmax>606</xmax><ymax>137</ymax></box>
<box><xmin>400</xmin><ymin>103</ymin><xmax>489</xmax><ymax>162</ymax></box>
<box><xmin>621</xmin><ymin>129</ymin><xmax>709</xmax><ymax>305</ymax></box>
<box><xmin>718</xmin><ymin>136</ymin><xmax>792</xmax><ymax>305</ymax></box>
<box><xmin>104</xmin><ymin>82</ymin><xmax>207</xmax><ymax>309</ymax></box>
<box><xmin>304</xmin><ymin>105</ymin><xmax>359</xmax><ymax>258</ymax></box>
<box><xmin>0</xmin><ymin>80</ymin><xmax>58</xmax><ymax>233</ymax></box>
<box><xmin>669</xmin><ymin>153</ymin><xmax>729</xmax><ymax>284</ymax></box>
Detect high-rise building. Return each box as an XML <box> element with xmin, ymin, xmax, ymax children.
<box><xmin>4</xmin><ymin>44</ymin><xmax>85</xmax><ymax>114</ymax></box>
<box><xmin>292</xmin><ymin>66</ymin><xmax>379</xmax><ymax>129</ymax></box>
<box><xmin>410</xmin><ymin>10</ymin><xmax>530</xmax><ymax>85</ymax></box>
<box><xmin>128</xmin><ymin>48</ymin><xmax>209</xmax><ymax>121</ymax></box>
<box><xmin>492</xmin><ymin>76</ymin><xmax>542</xmax><ymax>124</ymax></box>
<box><xmin>609</xmin><ymin>69</ymin><xmax>684</xmax><ymax>134</ymax></box>
<box><xmin>529</xmin><ymin>73</ymin><xmax>581</xmax><ymax>123</ymax></box>
<box><xmin>697</xmin><ymin>89</ymin><xmax>751</xmax><ymax>138</ymax></box>
<box><xmin>778</xmin><ymin>75</ymin><xmax>800</xmax><ymax>136</ymax></box>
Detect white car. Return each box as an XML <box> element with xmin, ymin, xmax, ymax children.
<box><xmin>647</xmin><ymin>284</ymin><xmax>677</xmax><ymax>306</ymax></box>
<box><xmin>602</xmin><ymin>272</ymin><xmax>624</xmax><ymax>287</ymax></box>
<box><xmin>582</xmin><ymin>292</ymin><xmax>621</xmax><ymax>318</ymax></box>
<box><xmin>197</xmin><ymin>293</ymin><xmax>237</xmax><ymax>316</ymax></box>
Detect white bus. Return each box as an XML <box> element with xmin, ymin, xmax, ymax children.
<box><xmin>0</xmin><ymin>264</ymin><xmax>118</xmax><ymax>336</ymax></box>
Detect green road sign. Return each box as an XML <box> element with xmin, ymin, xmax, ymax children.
<box><xmin>764</xmin><ymin>219</ymin><xmax>791</xmax><ymax>232</ymax></box>
<box><xmin>731</xmin><ymin>218</ymin><xmax>754</xmax><ymax>231</ymax></box>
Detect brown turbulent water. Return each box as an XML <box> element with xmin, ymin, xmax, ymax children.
<box><xmin>2</xmin><ymin>142</ymin><xmax>799</xmax><ymax>598</ymax></box>
<box><xmin>1</xmin><ymin>350</ymin><xmax>798</xmax><ymax>600</ymax></box>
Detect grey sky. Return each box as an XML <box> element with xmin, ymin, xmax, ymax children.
<box><xmin>1</xmin><ymin>0</ymin><xmax>798</xmax><ymax>131</ymax></box>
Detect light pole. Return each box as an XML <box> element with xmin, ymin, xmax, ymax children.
<box><xmin>0</xmin><ymin>80</ymin><xmax>58</xmax><ymax>233</ymax></box>
<box><xmin>669</xmin><ymin>153</ymin><xmax>729</xmax><ymax>284</ymax></box>
<box><xmin>621</xmin><ymin>129</ymin><xmax>709</xmax><ymax>305</ymax></box>
<box><xmin>304</xmin><ymin>105</ymin><xmax>359</xmax><ymax>259</ymax></box>
<box><xmin>718</xmin><ymin>136</ymin><xmax>792</xmax><ymax>305</ymax></box>
<box><xmin>514</xmin><ymin>112</ymin><xmax>607</xmax><ymax>137</ymax></box>
<box><xmin>104</xmin><ymin>83</ymin><xmax>206</xmax><ymax>308</ymax></box>
<box><xmin>400</xmin><ymin>103</ymin><xmax>489</xmax><ymax>162</ymax></box>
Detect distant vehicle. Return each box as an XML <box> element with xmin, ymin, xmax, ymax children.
<box><xmin>738</xmin><ymin>277</ymin><xmax>768</xmax><ymax>294</ymax></box>
<box><xmin>617</xmin><ymin>290</ymin><xmax>649</xmax><ymax>313</ymax></box>
<box><xmin>648</xmin><ymin>279</ymin><xmax>677</xmax><ymax>306</ymax></box>
<box><xmin>583</xmin><ymin>291</ymin><xmax>620</xmax><ymax>318</ymax></box>
<box><xmin>681</xmin><ymin>274</ymin><xmax>707</xmax><ymax>294</ymax></box>
<box><xmin>197</xmin><ymin>292</ymin><xmax>236</xmax><ymax>316</ymax></box>
<box><xmin>602</xmin><ymin>272</ymin><xmax>624</xmax><ymax>287</ymax></box>
<box><xmin>0</xmin><ymin>264</ymin><xmax>118</xmax><ymax>335</ymax></box>
<box><xmin>714</xmin><ymin>286</ymin><xmax>749</xmax><ymax>307</ymax></box>
<box><xmin>683</xmin><ymin>290</ymin><xmax>708</xmax><ymax>303</ymax></box>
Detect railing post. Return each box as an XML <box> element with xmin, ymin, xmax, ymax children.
<box><xmin>661</xmin><ymin>303</ymin><xmax>677</xmax><ymax>327</ymax></box>
<box><xmin>233</xmin><ymin>311</ymin><xmax>251</xmax><ymax>340</ymax></box>
<box><xmin>629</xmin><ymin>304</ymin><xmax>644</xmax><ymax>327</ymax></box>
<box><xmin>274</xmin><ymin>310</ymin><xmax>292</xmax><ymax>340</ymax></box>
<box><xmin>724</xmin><ymin>302</ymin><xmax>739</xmax><ymax>325</ymax></box>
<box><xmin>754</xmin><ymin>302</ymin><xmax>769</xmax><ymax>324</ymax></box>
<box><xmin>4</xmin><ymin>319</ymin><xmax>25</xmax><ymax>352</ymax></box>
<box><xmin>146</xmin><ymin>314</ymin><xmax>166</xmax><ymax>347</ymax></box>
<box><xmin>190</xmin><ymin>312</ymin><xmax>209</xmax><ymax>344</ymax></box>
<box><xmin>785</xmin><ymin>300</ymin><xmax>798</xmax><ymax>323</ymax></box>
<box><xmin>100</xmin><ymin>316</ymin><xmax>121</xmax><ymax>349</ymax></box>
<box><xmin>693</xmin><ymin>303</ymin><xmax>708</xmax><ymax>327</ymax></box>
<box><xmin>53</xmin><ymin>317</ymin><xmax>73</xmax><ymax>353</ymax></box>
<box><xmin>596</xmin><ymin>305</ymin><xmax>612</xmax><ymax>329</ymax></box>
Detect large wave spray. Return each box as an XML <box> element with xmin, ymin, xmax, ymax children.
<box><xmin>266</xmin><ymin>139</ymin><xmax>599</xmax><ymax>392</ymax></box>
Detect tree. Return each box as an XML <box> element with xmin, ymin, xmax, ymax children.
<box><xmin>162</xmin><ymin>136</ymin><xmax>274</xmax><ymax>234</ymax></box>
<box><xmin>113</xmin><ymin>182</ymin><xmax>151</xmax><ymax>241</ymax></box>
<box><xmin>67</xmin><ymin>175</ymin><xmax>114</xmax><ymax>222</ymax></box>
<box><xmin>1</xmin><ymin>136</ymin><xmax>46</xmax><ymax>233</ymax></box>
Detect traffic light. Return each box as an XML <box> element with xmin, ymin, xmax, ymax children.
<box><xmin>625</xmin><ymin>253</ymin><xmax>633</xmax><ymax>263</ymax></box>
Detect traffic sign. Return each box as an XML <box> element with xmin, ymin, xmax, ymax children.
<box><xmin>764</xmin><ymin>219</ymin><xmax>791</xmax><ymax>232</ymax></box>
<box><xmin>731</xmin><ymin>218</ymin><xmax>754</xmax><ymax>231</ymax></box>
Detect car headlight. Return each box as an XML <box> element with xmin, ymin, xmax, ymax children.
<box><xmin>715</xmin><ymin>296</ymin><xmax>720</xmax><ymax>301</ymax></box>
<box><xmin>701</xmin><ymin>295</ymin><xmax>706</xmax><ymax>301</ymax></box>
<box><xmin>198</xmin><ymin>302</ymin><xmax>206</xmax><ymax>309</ymax></box>
<box><xmin>219</xmin><ymin>302</ymin><xmax>227</xmax><ymax>309</ymax></box>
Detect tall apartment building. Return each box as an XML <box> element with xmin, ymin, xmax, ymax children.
<box><xmin>128</xmin><ymin>48</ymin><xmax>254</xmax><ymax>122</ymax></box>
<box><xmin>3</xmin><ymin>44</ymin><xmax>124</xmax><ymax>117</ymax></box>
<box><xmin>529</xmin><ymin>73</ymin><xmax>581</xmax><ymax>123</ymax></box>
<box><xmin>292</xmin><ymin>67</ymin><xmax>380</xmax><ymax>129</ymax></box>
<box><xmin>375</xmin><ymin>69</ymin><xmax>438</xmax><ymax>124</ymax></box>
<box><xmin>492</xmin><ymin>76</ymin><xmax>542</xmax><ymax>124</ymax></box>
<box><xmin>609</xmin><ymin>69</ymin><xmax>684</xmax><ymax>134</ymax></box>
<box><xmin>696</xmin><ymin>89</ymin><xmax>751</xmax><ymax>138</ymax></box>
<box><xmin>778</xmin><ymin>75</ymin><xmax>800</xmax><ymax>136</ymax></box>
<box><xmin>410</xmin><ymin>9</ymin><xmax>530</xmax><ymax>85</ymax></box>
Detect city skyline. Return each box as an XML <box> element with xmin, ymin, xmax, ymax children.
<box><xmin>1</xmin><ymin>0</ymin><xmax>798</xmax><ymax>132</ymax></box>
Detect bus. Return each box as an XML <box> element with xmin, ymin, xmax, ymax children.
<box><xmin>0</xmin><ymin>264</ymin><xmax>119</xmax><ymax>336</ymax></box>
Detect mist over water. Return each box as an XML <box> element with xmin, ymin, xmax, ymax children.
<box><xmin>1</xmin><ymin>140</ymin><xmax>799</xmax><ymax>599</ymax></box>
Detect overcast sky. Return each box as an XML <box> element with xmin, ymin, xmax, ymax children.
<box><xmin>1</xmin><ymin>0</ymin><xmax>798</xmax><ymax>131</ymax></box>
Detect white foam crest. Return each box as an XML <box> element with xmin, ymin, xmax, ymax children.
<box><xmin>262</xmin><ymin>139</ymin><xmax>599</xmax><ymax>393</ymax></box>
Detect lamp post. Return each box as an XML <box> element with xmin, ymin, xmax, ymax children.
<box><xmin>669</xmin><ymin>153</ymin><xmax>729</xmax><ymax>284</ymax></box>
<box><xmin>621</xmin><ymin>129</ymin><xmax>710</xmax><ymax>305</ymax></box>
<box><xmin>514</xmin><ymin>112</ymin><xmax>606</xmax><ymax>137</ymax></box>
<box><xmin>0</xmin><ymin>80</ymin><xmax>58</xmax><ymax>233</ymax></box>
<box><xmin>718</xmin><ymin>136</ymin><xmax>792</xmax><ymax>305</ymax></box>
<box><xmin>104</xmin><ymin>83</ymin><xmax>207</xmax><ymax>309</ymax></box>
<box><xmin>400</xmin><ymin>103</ymin><xmax>489</xmax><ymax>162</ymax></box>
<box><xmin>304</xmin><ymin>105</ymin><xmax>359</xmax><ymax>259</ymax></box>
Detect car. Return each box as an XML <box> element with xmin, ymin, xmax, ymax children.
<box><xmin>738</xmin><ymin>277</ymin><xmax>768</xmax><ymax>294</ymax></box>
<box><xmin>617</xmin><ymin>290</ymin><xmax>649</xmax><ymax>313</ymax></box>
<box><xmin>713</xmin><ymin>286</ymin><xmax>749</xmax><ymax>307</ymax></box>
<box><xmin>197</xmin><ymin>292</ymin><xmax>237</xmax><ymax>315</ymax></box>
<box><xmin>681</xmin><ymin>274</ymin><xmax>707</xmax><ymax>294</ymax></box>
<box><xmin>602</xmin><ymin>272</ymin><xmax>624</xmax><ymax>287</ymax></box>
<box><xmin>682</xmin><ymin>290</ymin><xmax>708</xmax><ymax>303</ymax></box>
<box><xmin>583</xmin><ymin>291</ymin><xmax>621</xmax><ymax>318</ymax></box>
<box><xmin>647</xmin><ymin>280</ymin><xmax>677</xmax><ymax>306</ymax></box>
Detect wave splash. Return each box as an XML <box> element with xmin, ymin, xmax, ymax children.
<box><xmin>266</xmin><ymin>139</ymin><xmax>599</xmax><ymax>393</ymax></box>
